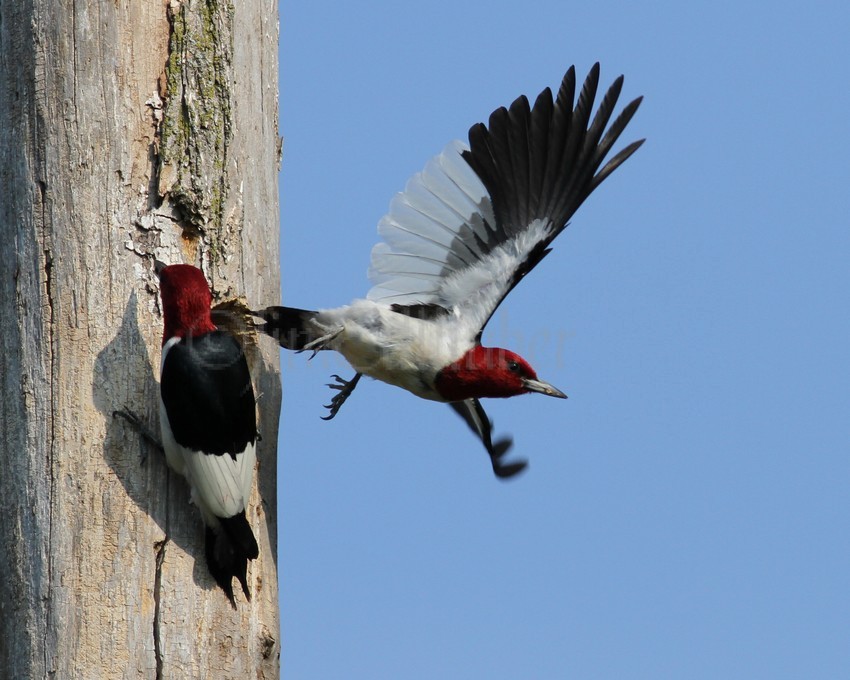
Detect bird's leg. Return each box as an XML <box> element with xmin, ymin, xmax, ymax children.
<box><xmin>113</xmin><ymin>409</ymin><xmax>164</xmax><ymax>464</ymax></box>
<box><xmin>321</xmin><ymin>372</ymin><xmax>362</xmax><ymax>421</ymax></box>
<box><xmin>298</xmin><ymin>327</ymin><xmax>344</xmax><ymax>360</ymax></box>
<box><xmin>489</xmin><ymin>439</ymin><xmax>527</xmax><ymax>479</ymax></box>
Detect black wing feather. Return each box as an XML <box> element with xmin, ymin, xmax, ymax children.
<box><xmin>389</xmin><ymin>302</ymin><xmax>452</xmax><ymax>320</ymax></box>
<box><xmin>538</xmin><ymin>68</ymin><xmax>574</xmax><ymax>215</ymax></box>
<box><xmin>161</xmin><ymin>331</ymin><xmax>257</xmax><ymax>457</ymax></box>
<box><xmin>461</xmin><ymin>63</ymin><xmax>644</xmax><ymax>334</ymax></box>
<box><xmin>507</xmin><ymin>95</ymin><xmax>532</xmax><ymax>228</ymax></box>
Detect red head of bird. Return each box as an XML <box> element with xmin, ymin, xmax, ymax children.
<box><xmin>157</xmin><ymin>263</ymin><xmax>217</xmax><ymax>343</ymax></box>
<box><xmin>434</xmin><ymin>346</ymin><xmax>567</xmax><ymax>402</ymax></box>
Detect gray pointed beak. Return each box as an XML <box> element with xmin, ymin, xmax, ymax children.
<box><xmin>522</xmin><ymin>377</ymin><xmax>567</xmax><ymax>399</ymax></box>
<box><xmin>154</xmin><ymin>259</ymin><xmax>167</xmax><ymax>276</ymax></box>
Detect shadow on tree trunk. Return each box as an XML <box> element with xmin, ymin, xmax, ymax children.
<box><xmin>93</xmin><ymin>291</ymin><xmax>220</xmax><ymax>596</ymax></box>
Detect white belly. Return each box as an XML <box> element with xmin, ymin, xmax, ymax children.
<box><xmin>313</xmin><ymin>300</ymin><xmax>469</xmax><ymax>401</ymax></box>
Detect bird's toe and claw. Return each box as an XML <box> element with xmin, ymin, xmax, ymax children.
<box><xmin>321</xmin><ymin>372</ymin><xmax>363</xmax><ymax>420</ymax></box>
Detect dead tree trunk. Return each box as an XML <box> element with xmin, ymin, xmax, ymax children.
<box><xmin>0</xmin><ymin>0</ymin><xmax>281</xmax><ymax>677</ymax></box>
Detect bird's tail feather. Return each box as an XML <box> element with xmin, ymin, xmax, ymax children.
<box><xmin>205</xmin><ymin>511</ymin><xmax>259</xmax><ymax>607</ymax></box>
<box><xmin>251</xmin><ymin>305</ymin><xmax>319</xmax><ymax>350</ymax></box>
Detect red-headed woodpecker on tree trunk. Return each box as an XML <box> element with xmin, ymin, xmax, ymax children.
<box><xmin>157</xmin><ymin>262</ymin><xmax>259</xmax><ymax>605</ymax></box>
<box><xmin>253</xmin><ymin>64</ymin><xmax>644</xmax><ymax>478</ymax></box>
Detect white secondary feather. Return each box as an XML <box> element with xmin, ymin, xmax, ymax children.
<box><xmin>442</xmin><ymin>217</ymin><xmax>552</xmax><ymax>336</ymax></box>
<box><xmin>367</xmin><ymin>140</ymin><xmax>553</xmax><ymax>342</ymax></box>
<box><xmin>182</xmin><ymin>443</ymin><xmax>255</xmax><ymax>519</ymax></box>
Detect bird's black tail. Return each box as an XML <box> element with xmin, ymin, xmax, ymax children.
<box><xmin>205</xmin><ymin>511</ymin><xmax>260</xmax><ymax>607</ymax></box>
<box><xmin>251</xmin><ymin>305</ymin><xmax>319</xmax><ymax>351</ymax></box>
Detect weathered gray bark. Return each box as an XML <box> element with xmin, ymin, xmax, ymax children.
<box><xmin>0</xmin><ymin>0</ymin><xmax>281</xmax><ymax>677</ymax></box>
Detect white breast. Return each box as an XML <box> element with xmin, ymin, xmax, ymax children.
<box><xmin>313</xmin><ymin>300</ymin><xmax>472</xmax><ymax>401</ymax></box>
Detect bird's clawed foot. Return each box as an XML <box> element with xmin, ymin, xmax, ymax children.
<box><xmin>113</xmin><ymin>408</ymin><xmax>164</xmax><ymax>463</ymax></box>
<box><xmin>321</xmin><ymin>372</ymin><xmax>362</xmax><ymax>421</ymax></box>
<box><xmin>488</xmin><ymin>437</ymin><xmax>527</xmax><ymax>479</ymax></box>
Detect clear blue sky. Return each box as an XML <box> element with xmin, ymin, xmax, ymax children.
<box><xmin>276</xmin><ymin>2</ymin><xmax>849</xmax><ymax>677</ymax></box>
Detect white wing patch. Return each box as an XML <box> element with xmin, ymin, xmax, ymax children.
<box><xmin>367</xmin><ymin>141</ymin><xmax>553</xmax><ymax>342</ymax></box>
<box><xmin>442</xmin><ymin>217</ymin><xmax>552</xmax><ymax>337</ymax></box>
<box><xmin>182</xmin><ymin>443</ymin><xmax>255</xmax><ymax>520</ymax></box>
<box><xmin>159</xmin><ymin>401</ymin><xmax>255</xmax><ymax>522</ymax></box>
<box><xmin>368</xmin><ymin>141</ymin><xmax>495</xmax><ymax>304</ymax></box>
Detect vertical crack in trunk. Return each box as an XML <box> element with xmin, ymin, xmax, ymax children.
<box><xmin>38</xmin><ymin>173</ymin><xmax>56</xmax><ymax>676</ymax></box>
<box><xmin>153</xmin><ymin>536</ymin><xmax>169</xmax><ymax>680</ymax></box>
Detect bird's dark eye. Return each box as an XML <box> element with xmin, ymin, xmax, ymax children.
<box><xmin>507</xmin><ymin>360</ymin><xmax>520</xmax><ymax>373</ymax></box>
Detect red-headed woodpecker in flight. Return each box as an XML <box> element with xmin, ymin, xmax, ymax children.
<box><xmin>157</xmin><ymin>262</ymin><xmax>259</xmax><ymax>605</ymax></box>
<box><xmin>254</xmin><ymin>64</ymin><xmax>644</xmax><ymax>478</ymax></box>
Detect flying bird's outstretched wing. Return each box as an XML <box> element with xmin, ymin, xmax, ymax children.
<box><xmin>368</xmin><ymin>63</ymin><xmax>643</xmax><ymax>342</ymax></box>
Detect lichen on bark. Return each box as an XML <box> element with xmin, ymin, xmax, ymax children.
<box><xmin>159</xmin><ymin>0</ymin><xmax>234</xmax><ymax>246</ymax></box>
